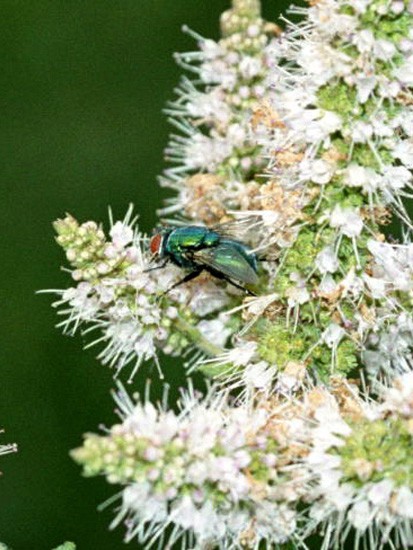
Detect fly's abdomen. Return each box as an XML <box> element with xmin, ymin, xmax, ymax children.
<box><xmin>220</xmin><ymin>239</ymin><xmax>258</xmax><ymax>271</ymax></box>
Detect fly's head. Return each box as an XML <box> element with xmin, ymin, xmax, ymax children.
<box><xmin>149</xmin><ymin>226</ymin><xmax>172</xmax><ymax>259</ymax></box>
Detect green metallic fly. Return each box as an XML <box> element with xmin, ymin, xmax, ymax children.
<box><xmin>149</xmin><ymin>224</ymin><xmax>259</xmax><ymax>294</ymax></box>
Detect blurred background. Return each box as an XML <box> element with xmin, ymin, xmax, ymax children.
<box><xmin>0</xmin><ymin>1</ymin><xmax>287</xmax><ymax>548</ymax></box>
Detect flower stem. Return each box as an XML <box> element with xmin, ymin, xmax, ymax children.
<box><xmin>175</xmin><ymin>316</ymin><xmax>224</xmax><ymax>357</ymax></box>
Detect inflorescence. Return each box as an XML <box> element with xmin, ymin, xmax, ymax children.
<box><xmin>51</xmin><ymin>0</ymin><xmax>413</xmax><ymax>548</ymax></box>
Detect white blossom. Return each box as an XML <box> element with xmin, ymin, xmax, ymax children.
<box><xmin>329</xmin><ymin>205</ymin><xmax>363</xmax><ymax>237</ymax></box>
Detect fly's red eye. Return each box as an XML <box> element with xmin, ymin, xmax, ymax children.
<box><xmin>150</xmin><ymin>233</ymin><xmax>162</xmax><ymax>255</ymax></box>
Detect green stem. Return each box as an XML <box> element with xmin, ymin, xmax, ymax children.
<box><xmin>175</xmin><ymin>316</ymin><xmax>224</xmax><ymax>357</ymax></box>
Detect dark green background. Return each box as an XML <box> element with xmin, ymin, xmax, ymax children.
<box><xmin>0</xmin><ymin>1</ymin><xmax>287</xmax><ymax>549</ymax></box>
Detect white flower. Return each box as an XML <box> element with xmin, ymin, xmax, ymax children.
<box><xmin>286</xmin><ymin>274</ymin><xmax>311</xmax><ymax>306</ymax></box>
<box><xmin>397</xmin><ymin>108</ymin><xmax>413</xmax><ymax>136</ymax></box>
<box><xmin>297</xmin><ymin>43</ymin><xmax>348</xmax><ymax>83</ymax></box>
<box><xmin>380</xmin><ymin>165</ymin><xmax>412</xmax><ymax>190</ymax></box>
<box><xmin>368</xmin><ymin>240</ymin><xmax>413</xmax><ymax>292</ymax></box>
<box><xmin>243</xmin><ymin>361</ymin><xmax>276</xmax><ymax>390</ymax></box>
<box><xmin>322</xmin><ymin>323</ymin><xmax>345</xmax><ymax>349</ymax></box>
<box><xmin>187</xmin><ymin>89</ymin><xmax>231</xmax><ymax>124</ymax></box>
<box><xmin>255</xmin><ymin>502</ymin><xmax>297</xmax><ymax>542</ymax></box>
<box><xmin>59</xmin><ymin>1</ymin><xmax>413</xmax><ymax>547</ymax></box>
<box><xmin>350</xmin><ymin>0</ymin><xmax>371</xmax><ymax>12</ymax></box>
<box><xmin>199</xmin><ymin>38</ymin><xmax>222</xmax><ymax>60</ymax></box>
<box><xmin>316</xmin><ymin>110</ymin><xmax>343</xmax><ymax>140</ymax></box>
<box><xmin>318</xmin><ymin>274</ymin><xmax>338</xmax><ymax>294</ymax></box>
<box><xmin>300</xmin><ymin>158</ymin><xmax>335</xmax><ymax>184</ymax></box>
<box><xmin>374</xmin><ymin>39</ymin><xmax>397</xmax><ymax>61</ymax></box>
<box><xmin>344</xmin><ymin>164</ymin><xmax>380</xmax><ymax>192</ymax></box>
<box><xmin>362</xmin><ymin>274</ymin><xmax>386</xmax><ymax>299</ymax></box>
<box><xmin>315</xmin><ymin>246</ymin><xmax>339</xmax><ymax>274</ymax></box>
<box><xmin>381</xmin><ymin>372</ymin><xmax>413</xmax><ymax>416</ymax></box>
<box><xmin>188</xmin><ymin>283</ymin><xmax>229</xmax><ymax>316</ymax></box>
<box><xmin>392</xmin><ymin>487</ymin><xmax>413</xmax><ymax>518</ymax></box>
<box><xmin>326</xmin><ymin>483</ymin><xmax>354</xmax><ymax>512</ymax></box>
<box><xmin>351</xmin><ymin>120</ymin><xmax>373</xmax><ymax>143</ymax></box>
<box><xmin>329</xmin><ymin>205</ymin><xmax>363</xmax><ymax>237</ymax></box>
<box><xmin>170</xmin><ymin>495</ymin><xmax>199</xmax><ymax>530</ymax></box>
<box><xmin>353</xmin><ymin>29</ymin><xmax>375</xmax><ymax>53</ymax></box>
<box><xmin>310</xmin><ymin>2</ymin><xmax>357</xmax><ymax>35</ymax></box>
<box><xmin>225</xmin><ymin>341</ymin><xmax>258</xmax><ymax>367</ymax></box>
<box><xmin>393</xmin><ymin>139</ymin><xmax>413</xmax><ymax>168</ymax></box>
<box><xmin>355</xmin><ymin>74</ymin><xmax>377</xmax><ymax>103</ymax></box>
<box><xmin>184</xmin><ymin>133</ymin><xmax>232</xmax><ymax>171</ymax></box>
<box><xmin>61</xmin><ymin>284</ymin><xmax>98</xmax><ymax>316</ymax></box>
<box><xmin>367</xmin><ymin>479</ymin><xmax>393</xmax><ymax>506</ymax></box>
<box><xmin>110</xmin><ymin>221</ymin><xmax>134</xmax><ymax>249</ymax></box>
<box><xmin>347</xmin><ymin>500</ymin><xmax>372</xmax><ymax>531</ymax></box>
<box><xmin>238</xmin><ymin>56</ymin><xmax>262</xmax><ymax>79</ymax></box>
<box><xmin>394</xmin><ymin>55</ymin><xmax>413</xmax><ymax>85</ymax></box>
<box><xmin>197</xmin><ymin>318</ymin><xmax>231</xmax><ymax>348</ymax></box>
<box><xmin>125</xmin><ymin>483</ymin><xmax>169</xmax><ymax>525</ymax></box>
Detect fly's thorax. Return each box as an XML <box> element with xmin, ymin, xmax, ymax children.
<box><xmin>169</xmin><ymin>226</ymin><xmax>219</xmax><ymax>249</ymax></box>
<box><xmin>163</xmin><ymin>226</ymin><xmax>218</xmax><ymax>256</ymax></box>
<box><xmin>161</xmin><ymin>226</ymin><xmax>220</xmax><ymax>269</ymax></box>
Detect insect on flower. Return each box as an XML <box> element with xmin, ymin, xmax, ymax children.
<box><xmin>148</xmin><ymin>224</ymin><xmax>259</xmax><ymax>294</ymax></box>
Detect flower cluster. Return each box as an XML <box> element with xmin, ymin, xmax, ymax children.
<box><xmin>72</xmin><ymin>384</ymin><xmax>308</xmax><ymax>549</ymax></box>
<box><xmin>160</xmin><ymin>0</ymin><xmax>281</xmax><ymax>224</ymax></box>
<box><xmin>306</xmin><ymin>372</ymin><xmax>413</xmax><ymax>549</ymax></box>
<box><xmin>52</xmin><ymin>208</ymin><xmax>232</xmax><ymax>379</ymax></box>
<box><xmin>51</xmin><ymin>0</ymin><xmax>287</xmax><ymax>381</ymax></box>
<box><xmin>205</xmin><ymin>0</ymin><xmax>413</xmax><ymax>390</ymax></box>
<box><xmin>50</xmin><ymin>0</ymin><xmax>413</xmax><ymax>548</ymax></box>
<box><xmin>73</xmin><ymin>374</ymin><xmax>413</xmax><ymax>549</ymax></box>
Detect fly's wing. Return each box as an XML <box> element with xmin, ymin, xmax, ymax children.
<box><xmin>211</xmin><ymin>216</ymin><xmax>263</xmax><ymax>245</ymax></box>
<box><xmin>192</xmin><ymin>242</ymin><xmax>259</xmax><ymax>285</ymax></box>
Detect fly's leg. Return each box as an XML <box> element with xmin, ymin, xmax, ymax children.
<box><xmin>226</xmin><ymin>279</ymin><xmax>257</xmax><ymax>296</ymax></box>
<box><xmin>208</xmin><ymin>269</ymin><xmax>257</xmax><ymax>296</ymax></box>
<box><xmin>144</xmin><ymin>261</ymin><xmax>169</xmax><ymax>273</ymax></box>
<box><xmin>160</xmin><ymin>268</ymin><xmax>204</xmax><ymax>297</ymax></box>
<box><xmin>256</xmin><ymin>257</ymin><xmax>274</xmax><ymax>262</ymax></box>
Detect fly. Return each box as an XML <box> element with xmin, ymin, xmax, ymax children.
<box><xmin>148</xmin><ymin>224</ymin><xmax>259</xmax><ymax>295</ymax></box>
